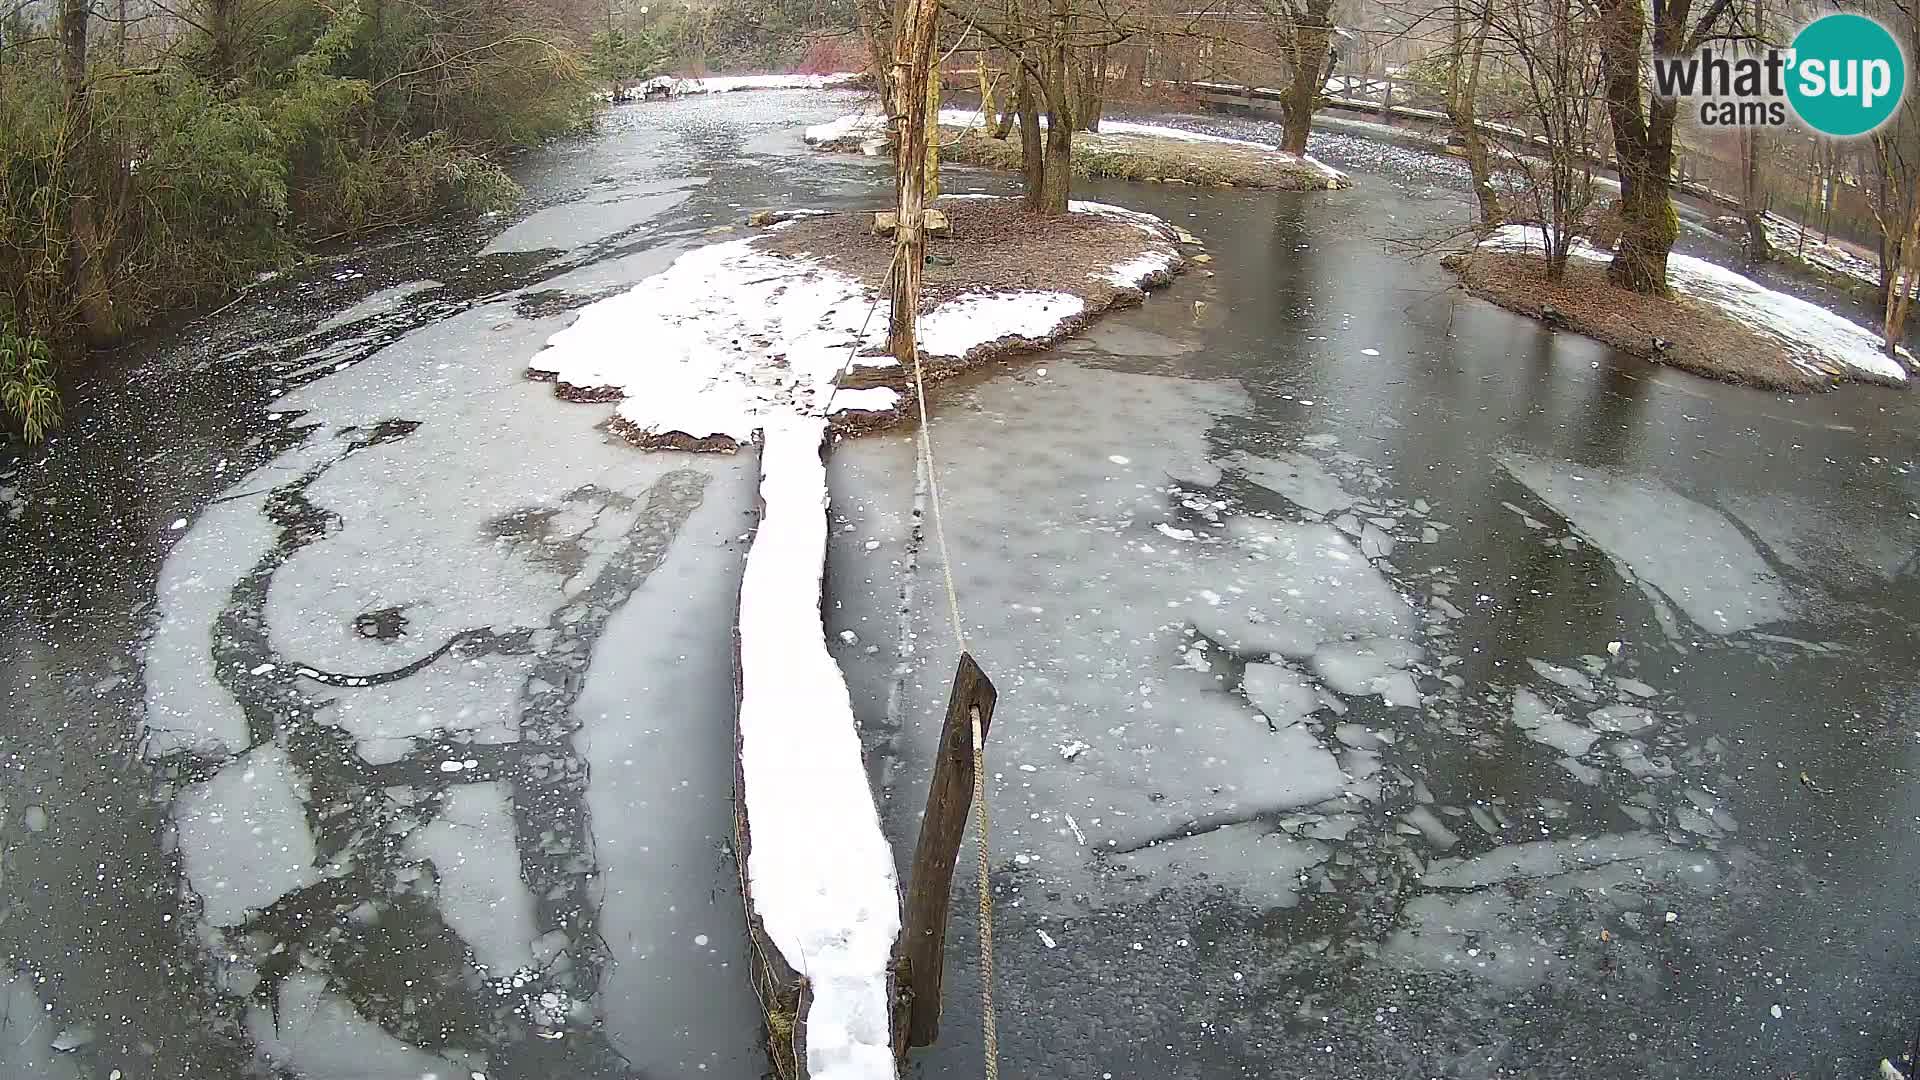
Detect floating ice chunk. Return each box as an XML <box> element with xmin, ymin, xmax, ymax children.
<box><xmin>404</xmin><ymin>781</ymin><xmax>537</xmax><ymax>975</ymax></box>
<box><xmin>1230</xmin><ymin>451</ymin><xmax>1355</xmax><ymax>517</ymax></box>
<box><xmin>174</xmin><ymin>745</ymin><xmax>320</xmax><ymax>927</ymax></box>
<box><xmin>1586</xmin><ymin>705</ymin><xmax>1656</xmax><ymax>734</ymax></box>
<box><xmin>1502</xmin><ymin>454</ymin><xmax>1789</xmax><ymax>634</ymax></box>
<box><xmin>1113</xmin><ymin>822</ymin><xmax>1328</xmax><ymax>909</ymax></box>
<box><xmin>1242</xmin><ymin>661</ymin><xmax>1319</xmax><ymax>726</ymax></box>
<box><xmin>1510</xmin><ymin>688</ymin><xmax>1599</xmax><ymax>756</ymax></box>
<box><xmin>1526</xmin><ymin>657</ymin><xmax>1592</xmax><ymax>693</ymax></box>
<box><xmin>1400</xmin><ymin>806</ymin><xmax>1458</xmax><ymax>850</ymax></box>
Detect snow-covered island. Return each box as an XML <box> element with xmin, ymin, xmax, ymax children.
<box><xmin>528</xmin><ymin>194</ymin><xmax>1191</xmax><ymax>449</ymax></box>
<box><xmin>1448</xmin><ymin>224</ymin><xmax>1912</xmax><ymax>391</ymax></box>
<box><xmin>806</xmin><ymin>107</ymin><xmax>1348</xmax><ymax>191</ymax></box>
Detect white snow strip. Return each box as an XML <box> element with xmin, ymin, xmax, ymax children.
<box><xmin>805</xmin><ymin>110</ymin><xmax>1346</xmax><ymax>181</ymax></box>
<box><xmin>1481</xmin><ymin>223</ymin><xmax>1909</xmax><ymax>384</ymax></box>
<box><xmin>1104</xmin><ymin>251</ymin><xmax>1179</xmax><ymax>288</ymax></box>
<box><xmin>738</xmin><ymin>418</ymin><xmax>900</xmax><ymax>1080</ymax></box>
<box><xmin>919</xmin><ymin>291</ymin><xmax>1086</xmax><ymax>358</ymax></box>
<box><xmin>647</xmin><ymin>72</ymin><xmax>862</xmax><ymax>97</ymax></box>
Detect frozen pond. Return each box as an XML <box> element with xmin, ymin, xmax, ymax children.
<box><xmin>2</xmin><ymin>87</ymin><xmax>1919</xmax><ymax>1080</ymax></box>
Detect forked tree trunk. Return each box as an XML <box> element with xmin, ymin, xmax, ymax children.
<box><xmin>1597</xmin><ymin>0</ymin><xmax>1684</xmax><ymax>294</ymax></box>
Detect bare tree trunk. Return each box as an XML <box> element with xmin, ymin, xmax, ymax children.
<box><xmin>1281</xmin><ymin>0</ymin><xmax>1333</xmax><ymax>155</ymax></box>
<box><xmin>1741</xmin><ymin>129</ymin><xmax>1772</xmax><ymax>262</ymax></box>
<box><xmin>1038</xmin><ymin>0</ymin><xmax>1073</xmax><ymax>214</ymax></box>
<box><xmin>1887</xmin><ymin>199</ymin><xmax>1918</xmax><ymax>357</ymax></box>
<box><xmin>859</xmin><ymin>0</ymin><xmax>895</xmax><ymax>116</ymax></box>
<box><xmin>1073</xmin><ymin>45</ymin><xmax>1105</xmax><ymax>131</ymax></box>
<box><xmin>887</xmin><ymin>0</ymin><xmax>940</xmax><ymax>360</ymax></box>
<box><xmin>924</xmin><ymin>43</ymin><xmax>941</xmax><ymax>200</ymax></box>
<box><xmin>1597</xmin><ymin>0</ymin><xmax>1676</xmax><ymax>294</ymax></box>
<box><xmin>1017</xmin><ymin>62</ymin><xmax>1044</xmax><ymax>210</ymax></box>
<box><xmin>1446</xmin><ymin>0</ymin><xmax>1500</xmax><ymax>228</ymax></box>
<box><xmin>60</xmin><ymin>0</ymin><xmax>114</xmax><ymax>344</ymax></box>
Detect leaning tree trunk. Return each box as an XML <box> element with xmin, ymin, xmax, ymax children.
<box><xmin>1447</xmin><ymin>0</ymin><xmax>1501</xmax><ymax>228</ymax></box>
<box><xmin>1281</xmin><ymin>4</ymin><xmax>1333</xmax><ymax>155</ymax></box>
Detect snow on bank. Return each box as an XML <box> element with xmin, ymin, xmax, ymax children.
<box><xmin>643</xmin><ymin>71</ymin><xmax>862</xmax><ymax>97</ymax></box>
<box><xmin>530</xmin><ymin>200</ymin><xmax>1185</xmax><ymax>444</ymax></box>
<box><xmin>1481</xmin><ymin>223</ymin><xmax>1909</xmax><ymax>385</ymax></box>
<box><xmin>1760</xmin><ymin>212</ymin><xmax>1920</xmax><ymax>300</ymax></box>
<box><xmin>803</xmin><ymin>106</ymin><xmax>1346</xmax><ymax>181</ymax></box>
<box><xmin>738</xmin><ymin>418</ymin><xmax>900</xmax><ymax>1080</ymax></box>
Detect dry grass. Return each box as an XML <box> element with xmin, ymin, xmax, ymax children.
<box><xmin>1447</xmin><ymin>250</ymin><xmax>1892</xmax><ymax>392</ymax></box>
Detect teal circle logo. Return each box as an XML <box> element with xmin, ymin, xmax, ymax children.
<box><xmin>1786</xmin><ymin>13</ymin><xmax>1907</xmax><ymax>137</ymax></box>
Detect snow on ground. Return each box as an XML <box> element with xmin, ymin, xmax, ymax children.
<box><xmin>643</xmin><ymin>72</ymin><xmax>862</xmax><ymax>97</ymax></box>
<box><xmin>1760</xmin><ymin>212</ymin><xmax>1920</xmax><ymax>300</ymax></box>
<box><xmin>532</xmin><ymin>238</ymin><xmax>897</xmax><ymax>443</ymax></box>
<box><xmin>530</xmin><ymin>200</ymin><xmax>1183</xmax><ymax>445</ymax></box>
<box><xmin>737</xmin><ymin>419</ymin><xmax>899</xmax><ymax>1080</ymax></box>
<box><xmin>803</xmin><ymin>106</ymin><xmax>1346</xmax><ymax>181</ymax></box>
<box><xmin>1481</xmin><ymin>223</ymin><xmax>1910</xmax><ymax>384</ymax></box>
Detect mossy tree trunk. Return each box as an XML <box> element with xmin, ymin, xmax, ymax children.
<box><xmin>1596</xmin><ymin>0</ymin><xmax>1730</xmax><ymax>295</ymax></box>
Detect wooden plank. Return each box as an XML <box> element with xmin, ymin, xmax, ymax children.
<box><xmin>899</xmin><ymin>651</ymin><xmax>997</xmax><ymax>1050</ymax></box>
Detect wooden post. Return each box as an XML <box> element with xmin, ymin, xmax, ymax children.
<box><xmin>900</xmin><ymin>652</ymin><xmax>997</xmax><ymax>1050</ymax></box>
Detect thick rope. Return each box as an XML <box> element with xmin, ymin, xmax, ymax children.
<box><xmin>970</xmin><ymin>706</ymin><xmax>997</xmax><ymax>1080</ymax></box>
<box><xmin>906</xmin><ymin>319</ymin><xmax>997</xmax><ymax>1080</ymax></box>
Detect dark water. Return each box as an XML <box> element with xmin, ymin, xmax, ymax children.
<box><xmin>3</xmin><ymin>89</ymin><xmax>1918</xmax><ymax>1080</ymax></box>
